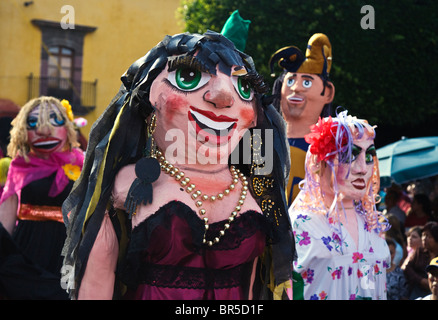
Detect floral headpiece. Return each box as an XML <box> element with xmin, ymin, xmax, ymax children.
<box><xmin>61</xmin><ymin>99</ymin><xmax>74</xmax><ymax>121</ymax></box>
<box><xmin>304</xmin><ymin>116</ymin><xmax>347</xmax><ymax>163</ymax></box>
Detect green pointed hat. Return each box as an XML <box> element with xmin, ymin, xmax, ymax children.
<box><xmin>220</xmin><ymin>10</ymin><xmax>250</xmax><ymax>51</ymax></box>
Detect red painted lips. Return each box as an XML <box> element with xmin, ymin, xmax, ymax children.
<box><xmin>31</xmin><ymin>137</ymin><xmax>61</xmax><ymax>152</ymax></box>
<box><xmin>188</xmin><ymin>106</ymin><xmax>237</xmax><ymax>145</ymax></box>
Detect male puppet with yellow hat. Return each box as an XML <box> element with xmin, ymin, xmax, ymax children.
<box><xmin>270</xmin><ymin>33</ymin><xmax>335</xmax><ymax>207</ymax></box>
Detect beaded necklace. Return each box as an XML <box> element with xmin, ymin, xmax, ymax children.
<box><xmin>156</xmin><ymin>150</ymin><xmax>249</xmax><ymax>246</ymax></box>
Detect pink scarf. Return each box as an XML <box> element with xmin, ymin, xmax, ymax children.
<box><xmin>0</xmin><ymin>148</ymin><xmax>84</xmax><ymax>206</ymax></box>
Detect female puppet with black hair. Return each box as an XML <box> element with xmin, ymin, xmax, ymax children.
<box><xmin>61</xmin><ymin>29</ymin><xmax>293</xmax><ymax>300</ymax></box>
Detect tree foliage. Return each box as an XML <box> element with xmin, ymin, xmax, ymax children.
<box><xmin>178</xmin><ymin>0</ymin><xmax>438</xmax><ymax>146</ymax></box>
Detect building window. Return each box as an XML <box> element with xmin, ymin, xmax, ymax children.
<box><xmin>46</xmin><ymin>46</ymin><xmax>75</xmax><ymax>101</ymax></box>
<box><xmin>31</xmin><ymin>19</ymin><xmax>97</xmax><ymax>115</ymax></box>
<box><xmin>48</xmin><ymin>46</ymin><xmax>74</xmax><ymax>88</ymax></box>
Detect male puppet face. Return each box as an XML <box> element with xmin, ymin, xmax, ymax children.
<box><xmin>280</xmin><ymin>72</ymin><xmax>334</xmax><ymax>124</ymax></box>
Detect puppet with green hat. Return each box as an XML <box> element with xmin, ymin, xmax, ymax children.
<box><xmin>220</xmin><ymin>10</ymin><xmax>250</xmax><ymax>52</ymax></box>
<box><xmin>270</xmin><ymin>33</ymin><xmax>335</xmax><ymax>207</ymax></box>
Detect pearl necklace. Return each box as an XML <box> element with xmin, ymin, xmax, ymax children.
<box><xmin>156</xmin><ymin>150</ymin><xmax>249</xmax><ymax>246</ymax></box>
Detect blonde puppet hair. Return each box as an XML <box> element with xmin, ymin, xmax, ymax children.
<box><xmin>292</xmin><ymin>110</ymin><xmax>389</xmax><ymax>235</ymax></box>
<box><xmin>7</xmin><ymin>96</ymin><xmax>79</xmax><ymax>162</ymax></box>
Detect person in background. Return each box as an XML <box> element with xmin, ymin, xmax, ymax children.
<box><xmin>429</xmin><ymin>177</ymin><xmax>438</xmax><ymax>222</ymax></box>
<box><xmin>385</xmin><ymin>187</ymin><xmax>406</xmax><ymax>232</ymax></box>
<box><xmin>390</xmin><ymin>183</ymin><xmax>411</xmax><ymax>214</ymax></box>
<box><xmin>405</xmin><ymin>193</ymin><xmax>431</xmax><ymax>229</ymax></box>
<box><xmin>385</xmin><ymin>214</ymin><xmax>407</xmax><ymax>267</ymax></box>
<box><xmin>416</xmin><ymin>256</ymin><xmax>438</xmax><ymax>300</ymax></box>
<box><xmin>401</xmin><ymin>226</ymin><xmax>423</xmax><ymax>269</ymax></box>
<box><xmin>269</xmin><ymin>33</ymin><xmax>335</xmax><ymax>206</ymax></box>
<box><xmin>404</xmin><ymin>221</ymin><xmax>438</xmax><ymax>299</ymax></box>
<box><xmin>386</xmin><ymin>238</ymin><xmax>409</xmax><ymax>300</ymax></box>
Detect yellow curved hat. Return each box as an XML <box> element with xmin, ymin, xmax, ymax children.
<box><xmin>269</xmin><ymin>33</ymin><xmax>332</xmax><ymax>79</ymax></box>
<box><xmin>298</xmin><ymin>33</ymin><xmax>332</xmax><ymax>75</ymax></box>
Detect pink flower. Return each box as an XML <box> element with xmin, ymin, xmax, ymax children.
<box><xmin>352</xmin><ymin>252</ymin><xmax>364</xmax><ymax>263</ymax></box>
<box><xmin>374</xmin><ymin>264</ymin><xmax>380</xmax><ymax>274</ymax></box>
<box><xmin>299</xmin><ymin>231</ymin><xmax>311</xmax><ymax>246</ymax></box>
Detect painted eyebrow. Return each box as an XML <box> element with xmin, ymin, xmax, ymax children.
<box><xmin>288</xmin><ymin>74</ymin><xmax>315</xmax><ymax>80</ymax></box>
<box><xmin>366</xmin><ymin>145</ymin><xmax>376</xmax><ymax>155</ymax></box>
<box><xmin>167</xmin><ymin>55</ymin><xmax>209</xmax><ymax>73</ymax></box>
<box><xmin>231</xmin><ymin>66</ymin><xmax>247</xmax><ymax>76</ymax></box>
<box><xmin>352</xmin><ymin>144</ymin><xmax>376</xmax><ymax>155</ymax></box>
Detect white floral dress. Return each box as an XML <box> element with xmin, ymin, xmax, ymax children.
<box><xmin>290</xmin><ymin>209</ymin><xmax>391</xmax><ymax>300</ymax></box>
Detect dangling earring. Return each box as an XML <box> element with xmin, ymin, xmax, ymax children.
<box><xmin>124</xmin><ymin>113</ymin><xmax>161</xmax><ymax>218</ymax></box>
<box><xmin>250</xmin><ymin>131</ymin><xmax>265</xmax><ymax>175</ymax></box>
<box><xmin>145</xmin><ymin>113</ymin><xmax>158</xmax><ymax>158</ymax></box>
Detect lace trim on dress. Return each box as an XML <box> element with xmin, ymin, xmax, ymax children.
<box><xmin>129</xmin><ymin>200</ymin><xmax>271</xmax><ymax>252</ymax></box>
<box><xmin>119</xmin><ymin>200</ymin><xmax>272</xmax><ymax>288</ymax></box>
<box><xmin>137</xmin><ymin>262</ymin><xmax>252</xmax><ymax>289</ymax></box>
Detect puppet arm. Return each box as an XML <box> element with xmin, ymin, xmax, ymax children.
<box><xmin>78</xmin><ymin>213</ymin><xmax>119</xmax><ymax>300</ymax></box>
<box><xmin>0</xmin><ymin>194</ymin><xmax>18</xmax><ymax>234</ymax></box>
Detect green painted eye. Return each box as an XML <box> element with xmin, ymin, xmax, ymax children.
<box><xmin>351</xmin><ymin>145</ymin><xmax>362</xmax><ymax>162</ymax></box>
<box><xmin>176</xmin><ymin>68</ymin><xmax>201</xmax><ymax>90</ymax></box>
<box><xmin>365</xmin><ymin>153</ymin><xmax>374</xmax><ymax>164</ymax></box>
<box><xmin>365</xmin><ymin>146</ymin><xmax>376</xmax><ymax>164</ymax></box>
<box><xmin>232</xmin><ymin>76</ymin><xmax>254</xmax><ymax>101</ymax></box>
<box><xmin>168</xmin><ymin>67</ymin><xmax>211</xmax><ymax>91</ymax></box>
<box><xmin>340</xmin><ymin>145</ymin><xmax>361</xmax><ymax>164</ymax></box>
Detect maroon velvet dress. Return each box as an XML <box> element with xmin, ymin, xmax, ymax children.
<box><xmin>120</xmin><ymin>200</ymin><xmax>269</xmax><ymax>300</ymax></box>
